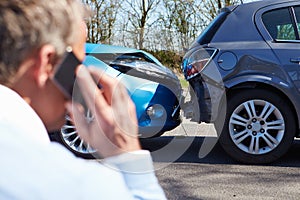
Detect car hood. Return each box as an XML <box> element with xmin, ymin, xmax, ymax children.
<box><xmin>85</xmin><ymin>43</ymin><xmax>181</xmax><ymax>95</ymax></box>
<box><xmin>86</xmin><ymin>43</ymin><xmax>163</xmax><ymax>65</ymax></box>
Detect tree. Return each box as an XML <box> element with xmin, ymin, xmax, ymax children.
<box><xmin>83</xmin><ymin>0</ymin><xmax>121</xmax><ymax>44</ymax></box>
<box><xmin>122</xmin><ymin>0</ymin><xmax>160</xmax><ymax>49</ymax></box>
<box><xmin>160</xmin><ymin>0</ymin><xmax>204</xmax><ymax>52</ymax></box>
<box><xmin>83</xmin><ymin>0</ymin><xmax>252</xmax><ymax>53</ymax></box>
<box><xmin>201</xmin><ymin>0</ymin><xmax>240</xmax><ymax>23</ymax></box>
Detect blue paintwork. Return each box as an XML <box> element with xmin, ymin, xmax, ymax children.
<box><xmin>83</xmin><ymin>55</ymin><xmax>158</xmax><ymax>121</ymax></box>
<box><xmin>83</xmin><ymin>43</ymin><xmax>180</xmax><ymax>137</ymax></box>
<box><xmin>86</xmin><ymin>43</ymin><xmax>164</xmax><ymax>67</ymax></box>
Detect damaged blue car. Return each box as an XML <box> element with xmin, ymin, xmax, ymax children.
<box><xmin>50</xmin><ymin>43</ymin><xmax>182</xmax><ymax>158</ymax></box>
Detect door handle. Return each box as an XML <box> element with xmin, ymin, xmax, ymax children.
<box><xmin>290</xmin><ymin>58</ymin><xmax>300</xmax><ymax>63</ymax></box>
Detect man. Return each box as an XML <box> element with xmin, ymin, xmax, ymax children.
<box><xmin>0</xmin><ymin>0</ymin><xmax>166</xmax><ymax>199</ymax></box>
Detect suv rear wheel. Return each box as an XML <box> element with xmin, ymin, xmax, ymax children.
<box><xmin>215</xmin><ymin>88</ymin><xmax>296</xmax><ymax>164</ymax></box>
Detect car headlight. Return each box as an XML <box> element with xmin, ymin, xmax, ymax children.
<box><xmin>146</xmin><ymin>104</ymin><xmax>165</xmax><ymax>119</ymax></box>
<box><xmin>182</xmin><ymin>48</ymin><xmax>218</xmax><ymax>80</ymax></box>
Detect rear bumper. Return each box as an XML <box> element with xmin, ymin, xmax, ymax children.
<box><xmin>186</xmin><ymin>78</ymin><xmax>211</xmax><ymax>123</ymax></box>
<box><xmin>184</xmin><ymin>75</ymin><xmax>225</xmax><ymax>123</ymax></box>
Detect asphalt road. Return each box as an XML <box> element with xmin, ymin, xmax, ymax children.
<box><xmin>140</xmin><ymin>122</ymin><xmax>300</xmax><ymax>200</ymax></box>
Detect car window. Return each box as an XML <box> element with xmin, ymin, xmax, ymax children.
<box><xmin>190</xmin><ymin>8</ymin><xmax>231</xmax><ymax>48</ymax></box>
<box><xmin>262</xmin><ymin>7</ymin><xmax>297</xmax><ymax>41</ymax></box>
<box><xmin>294</xmin><ymin>6</ymin><xmax>300</xmax><ymax>35</ymax></box>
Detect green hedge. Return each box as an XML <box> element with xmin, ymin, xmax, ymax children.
<box><xmin>145</xmin><ymin>50</ymin><xmax>183</xmax><ymax>72</ymax></box>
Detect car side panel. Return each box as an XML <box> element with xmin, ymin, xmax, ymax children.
<box><xmin>255</xmin><ymin>1</ymin><xmax>300</xmax><ymax>129</ymax></box>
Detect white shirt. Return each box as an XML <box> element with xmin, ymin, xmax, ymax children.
<box><xmin>0</xmin><ymin>85</ymin><xmax>166</xmax><ymax>200</ymax></box>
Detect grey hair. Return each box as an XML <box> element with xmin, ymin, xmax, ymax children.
<box><xmin>0</xmin><ymin>0</ymin><xmax>89</xmax><ymax>84</ymax></box>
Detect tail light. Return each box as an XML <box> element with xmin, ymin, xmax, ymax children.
<box><xmin>186</xmin><ymin>58</ymin><xmax>210</xmax><ymax>78</ymax></box>
<box><xmin>182</xmin><ymin>48</ymin><xmax>217</xmax><ymax>80</ymax></box>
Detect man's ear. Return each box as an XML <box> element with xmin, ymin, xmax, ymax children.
<box><xmin>34</xmin><ymin>45</ymin><xmax>56</xmax><ymax>88</ymax></box>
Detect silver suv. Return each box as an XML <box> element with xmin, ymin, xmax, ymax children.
<box><xmin>182</xmin><ymin>0</ymin><xmax>300</xmax><ymax>164</ymax></box>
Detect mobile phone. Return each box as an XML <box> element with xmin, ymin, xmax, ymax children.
<box><xmin>52</xmin><ymin>49</ymin><xmax>82</xmax><ymax>100</ymax></box>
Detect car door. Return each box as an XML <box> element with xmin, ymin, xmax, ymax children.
<box><xmin>256</xmin><ymin>3</ymin><xmax>300</xmax><ymax>93</ymax></box>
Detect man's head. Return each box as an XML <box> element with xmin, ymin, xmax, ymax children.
<box><xmin>0</xmin><ymin>0</ymin><xmax>89</xmax><ymax>131</ymax></box>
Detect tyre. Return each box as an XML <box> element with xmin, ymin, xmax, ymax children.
<box><xmin>215</xmin><ymin>88</ymin><xmax>296</xmax><ymax>164</ymax></box>
<box><xmin>52</xmin><ymin>112</ymin><xmax>97</xmax><ymax>159</ymax></box>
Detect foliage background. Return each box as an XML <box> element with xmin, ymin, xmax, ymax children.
<box><xmin>83</xmin><ymin>0</ymin><xmax>256</xmax><ymax>71</ymax></box>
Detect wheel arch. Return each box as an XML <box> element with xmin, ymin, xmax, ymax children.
<box><xmin>224</xmin><ymin>80</ymin><xmax>299</xmax><ymax>137</ymax></box>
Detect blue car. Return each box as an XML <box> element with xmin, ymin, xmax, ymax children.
<box><xmin>50</xmin><ymin>43</ymin><xmax>182</xmax><ymax>158</ymax></box>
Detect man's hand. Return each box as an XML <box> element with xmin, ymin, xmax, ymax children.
<box><xmin>66</xmin><ymin>65</ymin><xmax>141</xmax><ymax>158</ymax></box>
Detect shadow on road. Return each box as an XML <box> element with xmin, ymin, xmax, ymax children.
<box><xmin>140</xmin><ymin>136</ymin><xmax>300</xmax><ymax>167</ymax></box>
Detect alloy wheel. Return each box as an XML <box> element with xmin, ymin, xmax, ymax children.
<box><xmin>60</xmin><ymin>110</ymin><xmax>97</xmax><ymax>155</ymax></box>
<box><xmin>229</xmin><ymin>99</ymin><xmax>285</xmax><ymax>155</ymax></box>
